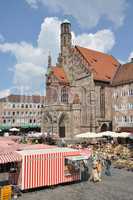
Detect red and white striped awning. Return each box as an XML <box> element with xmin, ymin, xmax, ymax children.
<box><xmin>79</xmin><ymin>148</ymin><xmax>92</xmax><ymax>159</ymax></box>
<box><xmin>0</xmin><ymin>152</ymin><xmax>22</xmax><ymax>164</ymax></box>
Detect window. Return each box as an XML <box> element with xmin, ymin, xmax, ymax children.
<box><xmin>12</xmin><ymin>112</ymin><xmax>15</xmax><ymax>116</ymax></box>
<box><xmin>12</xmin><ymin>104</ymin><xmax>15</xmax><ymax>108</ymax></box>
<box><xmin>29</xmin><ymin>119</ymin><xmax>32</xmax><ymax>124</ymax></box>
<box><xmin>25</xmin><ymin>104</ymin><xmax>28</xmax><ymax>108</ymax></box>
<box><xmin>124</xmin><ymin>116</ymin><xmax>127</xmax><ymax>122</ymax></box>
<box><xmin>130</xmin><ymin>116</ymin><xmax>133</xmax><ymax>122</ymax></box>
<box><xmin>21</xmin><ymin>104</ymin><xmax>24</xmax><ymax>108</ymax></box>
<box><xmin>12</xmin><ymin>119</ymin><xmax>15</xmax><ymax>123</ymax></box>
<box><xmin>30</xmin><ymin>104</ymin><xmax>32</xmax><ymax>108</ymax></box>
<box><xmin>128</xmin><ymin>89</ymin><xmax>133</xmax><ymax>96</ymax></box>
<box><xmin>61</xmin><ymin>87</ymin><xmax>68</xmax><ymax>103</ymax></box>
<box><xmin>100</xmin><ymin>87</ymin><xmax>105</xmax><ymax>118</ymax></box>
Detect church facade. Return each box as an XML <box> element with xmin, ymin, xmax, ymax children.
<box><xmin>42</xmin><ymin>21</ymin><xmax>120</xmax><ymax>138</ymax></box>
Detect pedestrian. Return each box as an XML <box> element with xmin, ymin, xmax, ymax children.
<box><xmin>80</xmin><ymin>161</ymin><xmax>86</xmax><ymax>181</ymax></box>
<box><xmin>89</xmin><ymin>160</ymin><xmax>99</xmax><ymax>182</ymax></box>
<box><xmin>105</xmin><ymin>156</ymin><xmax>112</xmax><ymax>176</ymax></box>
<box><xmin>96</xmin><ymin>159</ymin><xmax>102</xmax><ymax>181</ymax></box>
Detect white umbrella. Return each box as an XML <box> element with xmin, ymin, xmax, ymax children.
<box><xmin>9</xmin><ymin>128</ymin><xmax>20</xmax><ymax>132</ymax></box>
<box><xmin>4</xmin><ymin>132</ymin><xmax>9</xmax><ymax>137</ymax></box>
<box><xmin>101</xmin><ymin>131</ymin><xmax>117</xmax><ymax>137</ymax></box>
<box><xmin>75</xmin><ymin>132</ymin><xmax>102</xmax><ymax>138</ymax></box>
<box><xmin>0</xmin><ymin>129</ymin><xmax>2</xmax><ymax>132</ymax></box>
<box><xmin>101</xmin><ymin>131</ymin><xmax>132</xmax><ymax>138</ymax></box>
<box><xmin>118</xmin><ymin>132</ymin><xmax>131</xmax><ymax>138</ymax></box>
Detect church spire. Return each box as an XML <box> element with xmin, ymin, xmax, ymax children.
<box><xmin>60</xmin><ymin>20</ymin><xmax>72</xmax><ymax>56</ymax></box>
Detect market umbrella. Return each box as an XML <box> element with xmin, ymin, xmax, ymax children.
<box><xmin>118</xmin><ymin>132</ymin><xmax>132</xmax><ymax>138</ymax></box>
<box><xmin>0</xmin><ymin>129</ymin><xmax>2</xmax><ymax>132</ymax></box>
<box><xmin>100</xmin><ymin>131</ymin><xmax>117</xmax><ymax>137</ymax></box>
<box><xmin>75</xmin><ymin>132</ymin><xmax>102</xmax><ymax>138</ymax></box>
<box><xmin>9</xmin><ymin>128</ymin><xmax>20</xmax><ymax>132</ymax></box>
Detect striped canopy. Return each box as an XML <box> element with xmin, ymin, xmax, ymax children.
<box><xmin>0</xmin><ymin>152</ymin><xmax>22</xmax><ymax>164</ymax></box>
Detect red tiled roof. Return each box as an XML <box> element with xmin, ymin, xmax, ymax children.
<box><xmin>76</xmin><ymin>46</ymin><xmax>120</xmax><ymax>82</ymax></box>
<box><xmin>52</xmin><ymin>67</ymin><xmax>68</xmax><ymax>83</ymax></box>
<box><xmin>112</xmin><ymin>62</ymin><xmax>133</xmax><ymax>86</ymax></box>
<box><xmin>0</xmin><ymin>94</ymin><xmax>45</xmax><ymax>103</ymax></box>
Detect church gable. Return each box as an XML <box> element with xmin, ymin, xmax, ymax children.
<box><xmin>76</xmin><ymin>46</ymin><xmax>120</xmax><ymax>82</ymax></box>
<box><xmin>66</xmin><ymin>47</ymin><xmax>91</xmax><ymax>81</ymax></box>
<box><xmin>46</xmin><ymin>67</ymin><xmax>69</xmax><ymax>86</ymax></box>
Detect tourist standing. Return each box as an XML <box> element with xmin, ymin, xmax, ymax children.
<box><xmin>97</xmin><ymin>160</ymin><xmax>102</xmax><ymax>181</ymax></box>
<box><xmin>80</xmin><ymin>161</ymin><xmax>86</xmax><ymax>181</ymax></box>
<box><xmin>89</xmin><ymin>160</ymin><xmax>99</xmax><ymax>182</ymax></box>
<box><xmin>105</xmin><ymin>156</ymin><xmax>112</xmax><ymax>176</ymax></box>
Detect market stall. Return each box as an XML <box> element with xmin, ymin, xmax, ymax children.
<box><xmin>16</xmin><ymin>147</ymin><xmax>88</xmax><ymax>190</ymax></box>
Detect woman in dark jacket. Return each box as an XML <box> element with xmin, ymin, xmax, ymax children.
<box><xmin>105</xmin><ymin>156</ymin><xmax>112</xmax><ymax>176</ymax></box>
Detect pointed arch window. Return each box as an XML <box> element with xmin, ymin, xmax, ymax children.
<box><xmin>100</xmin><ymin>86</ymin><xmax>105</xmax><ymax>118</ymax></box>
<box><xmin>61</xmin><ymin>87</ymin><xmax>68</xmax><ymax>103</ymax></box>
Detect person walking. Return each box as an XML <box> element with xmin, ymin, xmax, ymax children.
<box><xmin>97</xmin><ymin>159</ymin><xmax>102</xmax><ymax>181</ymax></box>
<box><xmin>105</xmin><ymin>156</ymin><xmax>112</xmax><ymax>176</ymax></box>
<box><xmin>89</xmin><ymin>160</ymin><xmax>99</xmax><ymax>182</ymax></box>
<box><xmin>80</xmin><ymin>161</ymin><xmax>86</xmax><ymax>181</ymax></box>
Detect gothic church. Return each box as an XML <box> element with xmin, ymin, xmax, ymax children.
<box><xmin>42</xmin><ymin>21</ymin><xmax>120</xmax><ymax>138</ymax></box>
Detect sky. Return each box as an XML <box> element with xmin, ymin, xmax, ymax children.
<box><xmin>0</xmin><ymin>0</ymin><xmax>133</xmax><ymax>97</ymax></box>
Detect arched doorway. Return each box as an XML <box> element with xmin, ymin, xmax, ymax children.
<box><xmin>101</xmin><ymin>123</ymin><xmax>108</xmax><ymax>132</ymax></box>
<box><xmin>58</xmin><ymin>113</ymin><xmax>68</xmax><ymax>138</ymax></box>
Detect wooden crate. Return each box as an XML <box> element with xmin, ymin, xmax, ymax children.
<box><xmin>0</xmin><ymin>185</ymin><xmax>12</xmax><ymax>200</ymax></box>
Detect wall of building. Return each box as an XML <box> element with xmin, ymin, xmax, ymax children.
<box><xmin>112</xmin><ymin>83</ymin><xmax>133</xmax><ymax>131</ymax></box>
<box><xmin>0</xmin><ymin>100</ymin><xmax>43</xmax><ymax>129</ymax></box>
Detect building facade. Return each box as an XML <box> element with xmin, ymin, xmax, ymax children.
<box><xmin>112</xmin><ymin>61</ymin><xmax>133</xmax><ymax>132</ymax></box>
<box><xmin>0</xmin><ymin>94</ymin><xmax>45</xmax><ymax>131</ymax></box>
<box><xmin>42</xmin><ymin>21</ymin><xmax>120</xmax><ymax>138</ymax></box>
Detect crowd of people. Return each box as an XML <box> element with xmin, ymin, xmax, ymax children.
<box><xmin>79</xmin><ymin>153</ymin><xmax>112</xmax><ymax>183</ymax></box>
<box><xmin>89</xmin><ymin>155</ymin><xmax>112</xmax><ymax>182</ymax></box>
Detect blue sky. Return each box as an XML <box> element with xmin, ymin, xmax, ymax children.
<box><xmin>0</xmin><ymin>0</ymin><xmax>133</xmax><ymax>97</ymax></box>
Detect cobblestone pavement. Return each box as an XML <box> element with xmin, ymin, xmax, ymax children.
<box><xmin>19</xmin><ymin>168</ymin><xmax>133</xmax><ymax>200</ymax></box>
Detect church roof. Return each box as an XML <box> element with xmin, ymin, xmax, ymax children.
<box><xmin>52</xmin><ymin>67</ymin><xmax>68</xmax><ymax>83</ymax></box>
<box><xmin>76</xmin><ymin>46</ymin><xmax>120</xmax><ymax>82</ymax></box>
<box><xmin>111</xmin><ymin>62</ymin><xmax>133</xmax><ymax>86</ymax></box>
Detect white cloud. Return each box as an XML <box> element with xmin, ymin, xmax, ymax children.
<box><xmin>0</xmin><ymin>17</ymin><xmax>116</xmax><ymax>93</ymax></box>
<box><xmin>38</xmin><ymin>17</ymin><xmax>60</xmax><ymax>64</ymax></box>
<box><xmin>0</xmin><ymin>42</ymin><xmax>47</xmax><ymax>93</ymax></box>
<box><xmin>0</xmin><ymin>89</ymin><xmax>10</xmax><ymax>98</ymax></box>
<box><xmin>0</xmin><ymin>42</ymin><xmax>46</xmax><ymax>66</ymax></box>
<box><xmin>14</xmin><ymin>63</ymin><xmax>45</xmax><ymax>86</ymax></box>
<box><xmin>0</xmin><ymin>34</ymin><xmax>4</xmax><ymax>42</ymax></box>
<box><xmin>128</xmin><ymin>52</ymin><xmax>133</xmax><ymax>62</ymax></box>
<box><xmin>74</xmin><ymin>29</ymin><xmax>115</xmax><ymax>53</ymax></box>
<box><xmin>25</xmin><ymin>0</ymin><xmax>127</xmax><ymax>28</ymax></box>
<box><xmin>25</xmin><ymin>0</ymin><xmax>38</xmax><ymax>9</ymax></box>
